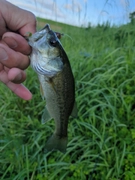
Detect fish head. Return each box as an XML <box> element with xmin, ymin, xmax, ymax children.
<box><xmin>28</xmin><ymin>24</ymin><xmax>64</xmax><ymax>77</ymax></box>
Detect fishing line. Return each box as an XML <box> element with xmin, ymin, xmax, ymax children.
<box><xmin>63</xmin><ymin>33</ymin><xmax>73</xmax><ymax>42</ymax></box>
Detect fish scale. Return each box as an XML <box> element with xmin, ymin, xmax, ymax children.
<box><xmin>28</xmin><ymin>24</ymin><xmax>76</xmax><ymax>153</ymax></box>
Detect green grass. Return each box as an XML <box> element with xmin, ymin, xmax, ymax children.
<box><xmin>1</xmin><ymin>18</ymin><xmax>135</xmax><ymax>179</ymax></box>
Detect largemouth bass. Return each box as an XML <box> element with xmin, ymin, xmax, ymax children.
<box><xmin>28</xmin><ymin>24</ymin><xmax>75</xmax><ymax>153</ymax></box>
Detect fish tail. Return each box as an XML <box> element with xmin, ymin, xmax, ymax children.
<box><xmin>44</xmin><ymin>134</ymin><xmax>67</xmax><ymax>153</ymax></box>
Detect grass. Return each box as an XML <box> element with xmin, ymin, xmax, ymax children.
<box><xmin>1</xmin><ymin>18</ymin><xmax>135</xmax><ymax>179</ymax></box>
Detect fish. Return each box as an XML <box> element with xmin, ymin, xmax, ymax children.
<box><xmin>27</xmin><ymin>24</ymin><xmax>76</xmax><ymax>153</ymax></box>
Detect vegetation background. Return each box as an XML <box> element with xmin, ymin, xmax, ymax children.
<box><xmin>1</xmin><ymin>15</ymin><xmax>135</xmax><ymax>180</ymax></box>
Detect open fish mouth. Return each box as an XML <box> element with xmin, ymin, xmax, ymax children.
<box><xmin>26</xmin><ymin>24</ymin><xmax>51</xmax><ymax>45</ymax></box>
<box><xmin>40</xmin><ymin>24</ymin><xmax>51</xmax><ymax>32</ymax></box>
<box><xmin>25</xmin><ymin>24</ymin><xmax>62</xmax><ymax>42</ymax></box>
<box><xmin>34</xmin><ymin>24</ymin><xmax>51</xmax><ymax>41</ymax></box>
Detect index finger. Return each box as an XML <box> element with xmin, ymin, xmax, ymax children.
<box><xmin>0</xmin><ymin>43</ymin><xmax>30</xmax><ymax>70</ymax></box>
<box><xmin>3</xmin><ymin>32</ymin><xmax>31</xmax><ymax>55</ymax></box>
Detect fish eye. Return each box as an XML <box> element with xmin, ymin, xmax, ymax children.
<box><xmin>49</xmin><ymin>39</ymin><xmax>57</xmax><ymax>47</ymax></box>
<box><xmin>55</xmin><ymin>32</ymin><xmax>61</xmax><ymax>39</ymax></box>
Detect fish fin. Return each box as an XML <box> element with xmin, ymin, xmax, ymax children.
<box><xmin>71</xmin><ymin>101</ymin><xmax>78</xmax><ymax>118</ymax></box>
<box><xmin>44</xmin><ymin>134</ymin><xmax>67</xmax><ymax>153</ymax></box>
<box><xmin>41</xmin><ymin>106</ymin><xmax>52</xmax><ymax>124</ymax></box>
<box><xmin>40</xmin><ymin>84</ymin><xmax>44</xmax><ymax>100</ymax></box>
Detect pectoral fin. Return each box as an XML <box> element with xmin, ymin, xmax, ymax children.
<box><xmin>40</xmin><ymin>84</ymin><xmax>44</xmax><ymax>100</ymax></box>
<box><xmin>71</xmin><ymin>101</ymin><xmax>78</xmax><ymax>118</ymax></box>
<box><xmin>41</xmin><ymin>106</ymin><xmax>52</xmax><ymax>124</ymax></box>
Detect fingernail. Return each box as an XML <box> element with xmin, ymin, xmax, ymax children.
<box><xmin>16</xmin><ymin>73</ymin><xmax>22</xmax><ymax>81</ymax></box>
<box><xmin>0</xmin><ymin>48</ymin><xmax>8</xmax><ymax>60</ymax></box>
<box><xmin>11</xmin><ymin>73</ymin><xmax>24</xmax><ymax>84</ymax></box>
<box><xmin>3</xmin><ymin>37</ymin><xmax>18</xmax><ymax>48</ymax></box>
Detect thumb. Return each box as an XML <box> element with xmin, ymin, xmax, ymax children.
<box><xmin>0</xmin><ymin>0</ymin><xmax>36</xmax><ymax>35</ymax></box>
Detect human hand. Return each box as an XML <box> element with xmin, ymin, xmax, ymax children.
<box><xmin>0</xmin><ymin>0</ymin><xmax>36</xmax><ymax>100</ymax></box>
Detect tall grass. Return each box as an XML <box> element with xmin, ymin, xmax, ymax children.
<box><xmin>1</xmin><ymin>18</ymin><xmax>135</xmax><ymax>179</ymax></box>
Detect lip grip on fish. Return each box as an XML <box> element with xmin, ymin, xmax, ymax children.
<box><xmin>24</xmin><ymin>30</ymin><xmax>63</xmax><ymax>40</ymax></box>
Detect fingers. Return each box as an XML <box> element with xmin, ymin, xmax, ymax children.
<box><xmin>8</xmin><ymin>68</ymin><xmax>26</xmax><ymax>84</ymax></box>
<box><xmin>0</xmin><ymin>1</ymin><xmax>36</xmax><ymax>100</ymax></box>
<box><xmin>13</xmin><ymin>84</ymin><xmax>32</xmax><ymax>100</ymax></box>
<box><xmin>0</xmin><ymin>0</ymin><xmax>36</xmax><ymax>35</ymax></box>
<box><xmin>0</xmin><ymin>68</ymin><xmax>32</xmax><ymax>100</ymax></box>
<box><xmin>0</xmin><ymin>43</ymin><xmax>30</xmax><ymax>70</ymax></box>
<box><xmin>2</xmin><ymin>32</ymin><xmax>31</xmax><ymax>55</ymax></box>
<box><xmin>19</xmin><ymin>15</ymin><xmax>37</xmax><ymax>35</ymax></box>
<box><xmin>8</xmin><ymin>81</ymin><xmax>32</xmax><ymax>100</ymax></box>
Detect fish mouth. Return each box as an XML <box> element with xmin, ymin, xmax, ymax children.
<box><xmin>28</xmin><ymin>24</ymin><xmax>51</xmax><ymax>44</ymax></box>
<box><xmin>27</xmin><ymin>24</ymin><xmax>60</xmax><ymax>46</ymax></box>
<box><xmin>40</xmin><ymin>24</ymin><xmax>63</xmax><ymax>40</ymax></box>
<box><xmin>40</xmin><ymin>24</ymin><xmax>51</xmax><ymax>32</ymax></box>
